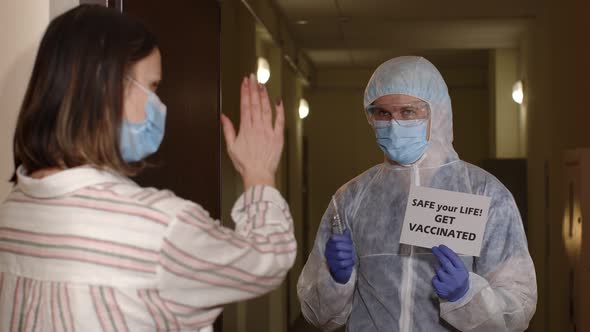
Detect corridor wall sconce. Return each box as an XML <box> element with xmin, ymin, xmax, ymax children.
<box><xmin>512</xmin><ymin>80</ymin><xmax>524</xmax><ymax>105</ymax></box>
<box><xmin>257</xmin><ymin>57</ymin><xmax>270</xmax><ymax>84</ymax></box>
<box><xmin>298</xmin><ymin>98</ymin><xmax>309</xmax><ymax>119</ymax></box>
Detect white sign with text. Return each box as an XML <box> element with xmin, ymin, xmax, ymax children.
<box><xmin>399</xmin><ymin>185</ymin><xmax>492</xmax><ymax>256</ymax></box>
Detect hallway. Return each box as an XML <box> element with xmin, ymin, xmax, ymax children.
<box><xmin>1</xmin><ymin>0</ymin><xmax>590</xmax><ymax>331</ymax></box>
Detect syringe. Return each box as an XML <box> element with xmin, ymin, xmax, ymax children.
<box><xmin>330</xmin><ymin>195</ymin><xmax>345</xmax><ymax>235</ymax></box>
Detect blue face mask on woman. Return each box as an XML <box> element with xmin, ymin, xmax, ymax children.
<box><xmin>374</xmin><ymin>120</ymin><xmax>429</xmax><ymax>165</ymax></box>
<box><xmin>120</xmin><ymin>78</ymin><xmax>167</xmax><ymax>162</ymax></box>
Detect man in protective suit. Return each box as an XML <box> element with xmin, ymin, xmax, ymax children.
<box><xmin>297</xmin><ymin>56</ymin><xmax>537</xmax><ymax>332</ymax></box>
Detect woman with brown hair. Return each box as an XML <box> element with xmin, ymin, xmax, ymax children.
<box><xmin>0</xmin><ymin>5</ymin><xmax>294</xmax><ymax>331</ymax></box>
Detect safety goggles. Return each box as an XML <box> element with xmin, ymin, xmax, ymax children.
<box><xmin>365</xmin><ymin>101</ymin><xmax>430</xmax><ymax>127</ymax></box>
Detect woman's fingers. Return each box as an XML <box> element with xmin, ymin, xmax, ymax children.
<box><xmin>248</xmin><ymin>74</ymin><xmax>262</xmax><ymax>126</ymax></box>
<box><xmin>228</xmin><ymin>73</ymin><xmax>286</xmax><ymax>188</ymax></box>
<box><xmin>259</xmin><ymin>84</ymin><xmax>273</xmax><ymax>129</ymax></box>
<box><xmin>220</xmin><ymin>113</ymin><xmax>236</xmax><ymax>148</ymax></box>
<box><xmin>273</xmin><ymin>99</ymin><xmax>285</xmax><ymax>137</ymax></box>
<box><xmin>239</xmin><ymin>77</ymin><xmax>252</xmax><ymax>129</ymax></box>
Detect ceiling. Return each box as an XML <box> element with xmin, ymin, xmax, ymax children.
<box><xmin>273</xmin><ymin>0</ymin><xmax>536</xmax><ymax>68</ymax></box>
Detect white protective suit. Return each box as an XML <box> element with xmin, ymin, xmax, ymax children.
<box><xmin>297</xmin><ymin>56</ymin><xmax>537</xmax><ymax>332</ymax></box>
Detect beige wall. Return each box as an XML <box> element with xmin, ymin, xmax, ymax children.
<box><xmin>490</xmin><ymin>48</ymin><xmax>523</xmax><ymax>158</ymax></box>
<box><xmin>50</xmin><ymin>0</ymin><xmax>79</xmax><ymax>19</ymax></box>
<box><xmin>0</xmin><ymin>1</ymin><xmax>56</xmax><ymax>200</ymax></box>
<box><xmin>441</xmin><ymin>66</ymin><xmax>491</xmax><ymax>165</ymax></box>
<box><xmin>0</xmin><ymin>1</ymin><xmax>80</xmax><ymax>201</ymax></box>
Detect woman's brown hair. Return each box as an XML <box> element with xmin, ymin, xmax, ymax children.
<box><xmin>11</xmin><ymin>4</ymin><xmax>157</xmax><ymax>181</ymax></box>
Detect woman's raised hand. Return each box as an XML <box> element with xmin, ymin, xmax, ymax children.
<box><xmin>221</xmin><ymin>74</ymin><xmax>285</xmax><ymax>190</ymax></box>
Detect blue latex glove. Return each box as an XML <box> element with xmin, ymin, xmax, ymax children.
<box><xmin>431</xmin><ymin>245</ymin><xmax>469</xmax><ymax>302</ymax></box>
<box><xmin>325</xmin><ymin>229</ymin><xmax>356</xmax><ymax>284</ymax></box>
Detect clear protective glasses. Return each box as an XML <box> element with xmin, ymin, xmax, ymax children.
<box><xmin>365</xmin><ymin>101</ymin><xmax>430</xmax><ymax>127</ymax></box>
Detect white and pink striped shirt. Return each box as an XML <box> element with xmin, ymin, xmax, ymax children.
<box><xmin>0</xmin><ymin>166</ymin><xmax>296</xmax><ymax>332</ymax></box>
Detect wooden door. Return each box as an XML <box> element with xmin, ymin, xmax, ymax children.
<box><xmin>123</xmin><ymin>0</ymin><xmax>221</xmax><ymax>219</ymax></box>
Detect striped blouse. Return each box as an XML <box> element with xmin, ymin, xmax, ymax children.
<box><xmin>0</xmin><ymin>166</ymin><xmax>296</xmax><ymax>332</ymax></box>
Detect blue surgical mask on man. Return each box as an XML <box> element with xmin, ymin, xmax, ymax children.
<box><xmin>120</xmin><ymin>77</ymin><xmax>167</xmax><ymax>162</ymax></box>
<box><xmin>373</xmin><ymin>120</ymin><xmax>429</xmax><ymax>165</ymax></box>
